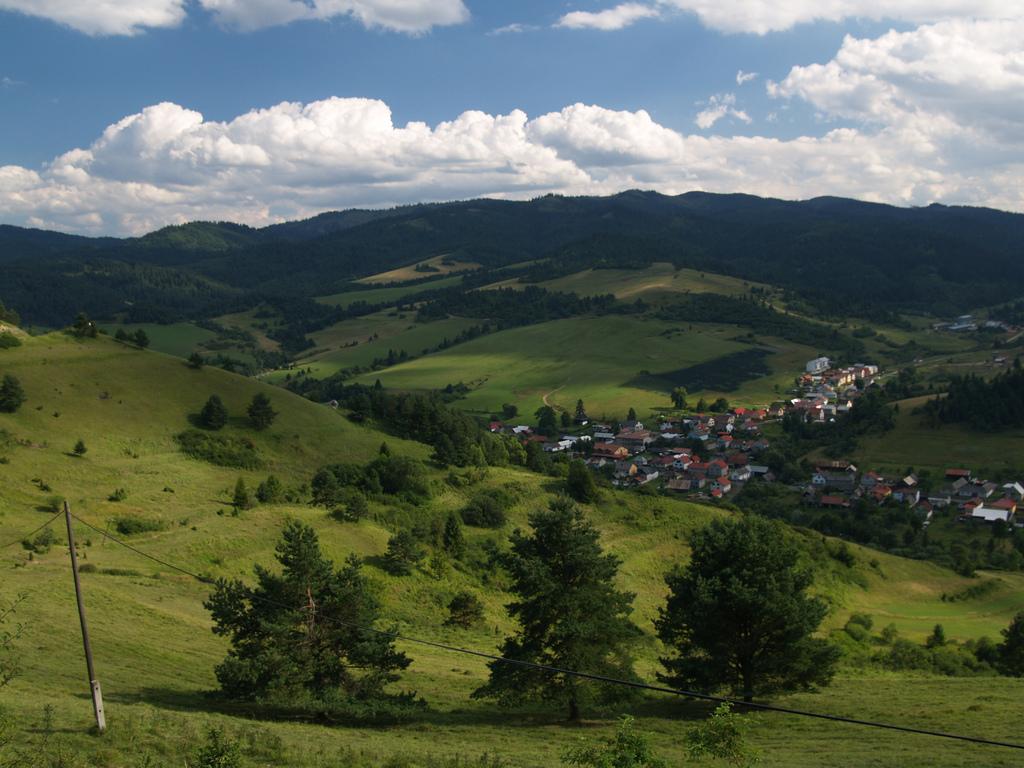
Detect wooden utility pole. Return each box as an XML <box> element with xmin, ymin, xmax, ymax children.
<box><xmin>63</xmin><ymin>501</ymin><xmax>106</xmax><ymax>733</ymax></box>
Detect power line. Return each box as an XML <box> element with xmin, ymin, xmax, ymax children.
<box><xmin>0</xmin><ymin>511</ymin><xmax>62</xmax><ymax>550</ymax></box>
<box><xmin>69</xmin><ymin>510</ymin><xmax>1024</xmax><ymax>752</ymax></box>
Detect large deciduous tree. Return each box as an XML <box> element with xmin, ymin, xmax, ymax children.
<box><xmin>473</xmin><ymin>498</ymin><xmax>640</xmax><ymax>720</ymax></box>
<box><xmin>205</xmin><ymin>522</ymin><xmax>411</xmax><ymax>710</ymax></box>
<box><xmin>656</xmin><ymin>516</ymin><xmax>838</xmax><ymax>702</ymax></box>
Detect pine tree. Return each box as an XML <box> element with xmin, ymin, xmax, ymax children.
<box><xmin>233</xmin><ymin>478</ymin><xmax>253</xmax><ymax>510</ymax></box>
<box><xmin>566</xmin><ymin>460</ymin><xmax>600</xmax><ymax>503</ymax></box>
<box><xmin>256</xmin><ymin>475</ymin><xmax>284</xmax><ymax>504</ymax></box>
<box><xmin>200</xmin><ymin>395</ymin><xmax>229</xmax><ymax>430</ymax></box>
<box><xmin>445</xmin><ymin>591</ymin><xmax>484</xmax><ymax>628</ymax></box>
<box><xmin>205</xmin><ymin>521</ymin><xmax>411</xmax><ymax>705</ymax></box>
<box><xmin>997</xmin><ymin>612</ymin><xmax>1024</xmax><ymax>676</ymax></box>
<box><xmin>442</xmin><ymin>513</ymin><xmax>465</xmax><ymax>559</ymax></box>
<box><xmin>0</xmin><ymin>374</ymin><xmax>26</xmax><ymax>413</ymax></box>
<box><xmin>627</xmin><ymin>407</ymin><xmax>638</xmax><ymax>422</ymax></box>
<box><xmin>670</xmin><ymin>387</ymin><xmax>688</xmax><ymax>410</ymax></box>
<box><xmin>384</xmin><ymin>530</ymin><xmax>424</xmax><ymax>576</ymax></box>
<box><xmin>247</xmin><ymin>393</ymin><xmax>277</xmax><ymax>431</ymax></box>
<box><xmin>188</xmin><ymin>352</ymin><xmax>205</xmax><ymax>369</ymax></box>
<box><xmin>72</xmin><ymin>439</ymin><xmax>87</xmax><ymax>457</ymax></box>
<box><xmin>656</xmin><ymin>516</ymin><xmax>838</xmax><ymax>702</ymax></box>
<box><xmin>133</xmin><ymin>329</ymin><xmax>150</xmax><ymax>349</ymax></box>
<box><xmin>574</xmin><ymin>399</ymin><xmax>588</xmax><ymax>423</ymax></box>
<box><xmin>473</xmin><ymin>498</ymin><xmax>640</xmax><ymax>720</ymax></box>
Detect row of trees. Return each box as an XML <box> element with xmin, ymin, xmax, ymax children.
<box><xmin>206</xmin><ymin>509</ymin><xmax>838</xmax><ymax>721</ymax></box>
<box><xmin>198</xmin><ymin>393</ymin><xmax>278</xmax><ymax>431</ymax></box>
<box><xmin>918</xmin><ymin>360</ymin><xmax>1024</xmax><ymax>431</ymax></box>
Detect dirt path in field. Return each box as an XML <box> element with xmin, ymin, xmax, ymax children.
<box><xmin>542</xmin><ymin>384</ymin><xmax>566</xmax><ymax>409</ymax></box>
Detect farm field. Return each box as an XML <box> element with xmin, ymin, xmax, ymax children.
<box><xmin>263</xmin><ymin>313</ymin><xmax>480</xmax><ymax>382</ymax></box>
<box><xmin>356</xmin><ymin>316</ymin><xmax>813</xmax><ymax>418</ymax></box>
<box><xmin>316</xmin><ymin>274</ymin><xmax>464</xmax><ymax>308</ymax></box>
<box><xmin>355</xmin><ymin>255</ymin><xmax>480</xmax><ymax>284</ymax></box>
<box><xmin>3</xmin><ymin>331</ymin><xmax>1024</xmax><ymax>766</ymax></box>
<box><xmin>852</xmin><ymin>395</ymin><xmax>1024</xmax><ymax>476</ymax></box>
<box><xmin>487</xmin><ymin>262</ymin><xmax>774</xmax><ymax>304</ymax></box>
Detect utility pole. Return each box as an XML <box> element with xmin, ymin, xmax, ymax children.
<box><xmin>63</xmin><ymin>501</ymin><xmax>106</xmax><ymax>733</ymax></box>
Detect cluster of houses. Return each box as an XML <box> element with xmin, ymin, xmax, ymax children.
<box><xmin>932</xmin><ymin>314</ymin><xmax>1015</xmax><ymax>334</ymax></box>
<box><xmin>806</xmin><ymin>463</ymin><xmax>1024</xmax><ymax>527</ymax></box>
<box><xmin>787</xmin><ymin>358</ymin><xmax>881</xmax><ymax>423</ymax></box>
<box><xmin>491</xmin><ymin>409</ymin><xmax>775</xmax><ymax>499</ymax></box>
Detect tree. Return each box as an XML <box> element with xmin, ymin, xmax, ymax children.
<box><xmin>562</xmin><ymin>716</ymin><xmax>666</xmax><ymax>768</ymax></box>
<box><xmin>997</xmin><ymin>612</ymin><xmax>1024</xmax><ymax>676</ymax></box>
<box><xmin>233</xmin><ymin>478</ymin><xmax>253</xmax><ymax>510</ymax></box>
<box><xmin>200</xmin><ymin>395</ymin><xmax>229</xmax><ymax>430</ymax></box>
<box><xmin>0</xmin><ymin>374</ymin><xmax>26</xmax><ymax>413</ymax></box>
<box><xmin>205</xmin><ymin>522</ymin><xmax>411</xmax><ymax>707</ymax></box>
<box><xmin>247</xmin><ymin>393</ymin><xmax>277</xmax><ymax>431</ymax></box>
<box><xmin>133</xmin><ymin>329</ymin><xmax>150</xmax><ymax>349</ymax></box>
<box><xmin>695</xmin><ymin>397</ymin><xmax>708</xmax><ymax>412</ymax></box>
<box><xmin>561</xmin><ymin>411</ymin><xmax>572</xmax><ymax>429</ymax></box>
<box><xmin>72</xmin><ymin>439</ymin><xmax>87</xmax><ymax>457</ymax></box>
<box><xmin>331</xmin><ymin>489</ymin><xmax>369</xmax><ymax>522</ymax></box>
<box><xmin>71</xmin><ymin>312</ymin><xmax>97</xmax><ymax>338</ymax></box>
<box><xmin>535</xmin><ymin>405</ymin><xmax>558</xmax><ymax>437</ymax></box>
<box><xmin>566</xmin><ymin>459</ymin><xmax>600</xmax><ymax>503</ymax></box>
<box><xmin>574</xmin><ymin>399</ymin><xmax>588</xmax><ymax>423</ymax></box>
<box><xmin>383</xmin><ymin>530</ymin><xmax>424</xmax><ymax>576</ymax></box>
<box><xmin>502</xmin><ymin>403</ymin><xmax>519</xmax><ymax>420</ymax></box>
<box><xmin>627</xmin><ymin>407</ymin><xmax>637</xmax><ymax>422</ymax></box>
<box><xmin>256</xmin><ymin>475</ymin><xmax>284</xmax><ymax>504</ymax></box>
<box><xmin>378</xmin><ymin>441</ymin><xmax>391</xmax><ymax>457</ymax></box>
<box><xmin>473</xmin><ymin>498</ymin><xmax>640</xmax><ymax>720</ymax></box>
<box><xmin>711</xmin><ymin>397</ymin><xmax>730</xmax><ymax>413</ymax></box>
<box><xmin>442</xmin><ymin>513</ymin><xmax>465</xmax><ymax>558</ymax></box>
<box><xmin>670</xmin><ymin>387</ymin><xmax>688</xmax><ymax>410</ymax></box>
<box><xmin>188</xmin><ymin>352</ymin><xmax>205</xmax><ymax>369</ymax></box>
<box><xmin>656</xmin><ymin>516</ymin><xmax>838</xmax><ymax>702</ymax></box>
<box><xmin>114</xmin><ymin>328</ymin><xmax>131</xmax><ymax>343</ymax></box>
<box><xmin>445</xmin><ymin>591</ymin><xmax>484</xmax><ymax>628</ymax></box>
<box><xmin>925</xmin><ymin>624</ymin><xmax>947</xmax><ymax>649</ymax></box>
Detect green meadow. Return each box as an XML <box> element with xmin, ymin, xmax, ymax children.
<box><xmin>3</xmin><ymin>332</ymin><xmax>1024</xmax><ymax>766</ymax></box>
<box><xmin>316</xmin><ymin>275</ymin><xmax>465</xmax><ymax>308</ymax></box>
<box><xmin>101</xmin><ymin>322</ymin><xmax>218</xmax><ymax>358</ymax></box>
<box><xmin>357</xmin><ymin>316</ymin><xmax>812</xmax><ymax>417</ymax></box>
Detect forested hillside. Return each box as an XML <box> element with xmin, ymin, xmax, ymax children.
<box><xmin>3</xmin><ymin>191</ymin><xmax>1024</xmax><ymax>327</ymax></box>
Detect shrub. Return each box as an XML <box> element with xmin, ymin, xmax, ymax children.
<box><xmin>113</xmin><ymin>517</ymin><xmax>165</xmax><ymax>536</ymax></box>
<box><xmin>330</xmin><ymin>488</ymin><xmax>369</xmax><ymax>522</ymax></box>
<box><xmin>460</xmin><ymin>490</ymin><xmax>514</xmax><ymax>528</ymax></box>
<box><xmin>108</xmin><ymin>488</ymin><xmax>128</xmax><ymax>502</ymax></box>
<box><xmin>0</xmin><ymin>333</ymin><xmax>21</xmax><ymax>349</ymax></box>
<box><xmin>193</xmin><ymin>728</ymin><xmax>242</xmax><ymax>768</ymax></box>
<box><xmin>847</xmin><ymin>613</ymin><xmax>874</xmax><ymax>631</ymax></box>
<box><xmin>445</xmin><ymin>591</ymin><xmax>484</xmax><ymax>628</ymax></box>
<box><xmin>176</xmin><ymin>430</ymin><xmax>263</xmax><ymax>469</ymax></box>
<box><xmin>22</xmin><ymin>528</ymin><xmax>56</xmax><ymax>554</ymax></box>
<box><xmin>256</xmin><ymin>475</ymin><xmax>284</xmax><ymax>504</ymax></box>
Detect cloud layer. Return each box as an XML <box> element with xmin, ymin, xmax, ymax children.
<box><xmin>555</xmin><ymin>3</ymin><xmax>660</xmax><ymax>31</ymax></box>
<box><xmin>0</xmin><ymin>0</ymin><xmax>469</xmax><ymax>35</ymax></box>
<box><xmin>2</xmin><ymin>17</ymin><xmax>1023</xmax><ymax>234</ymax></box>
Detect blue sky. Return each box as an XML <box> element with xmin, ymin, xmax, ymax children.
<box><xmin>0</xmin><ymin>1</ymin><xmax>1020</xmax><ymax>234</ymax></box>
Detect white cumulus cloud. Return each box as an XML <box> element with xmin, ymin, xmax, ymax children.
<box><xmin>736</xmin><ymin>70</ymin><xmax>758</xmax><ymax>85</ymax></box>
<box><xmin>656</xmin><ymin>1</ymin><xmax>1019</xmax><ymax>35</ymax></box>
<box><xmin>199</xmin><ymin>0</ymin><xmax>470</xmax><ymax>34</ymax></box>
<box><xmin>0</xmin><ymin>0</ymin><xmax>469</xmax><ymax>35</ymax></box>
<box><xmin>695</xmin><ymin>94</ymin><xmax>752</xmax><ymax>129</ymax></box>
<box><xmin>556</xmin><ymin>3</ymin><xmax>659</xmax><ymax>31</ymax></box>
<box><xmin>0</xmin><ymin>0</ymin><xmax>186</xmax><ymax>36</ymax></box>
<box><xmin>5</xmin><ymin>16</ymin><xmax>1024</xmax><ymax>236</ymax></box>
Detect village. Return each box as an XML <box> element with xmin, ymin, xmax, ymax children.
<box><xmin>489</xmin><ymin>356</ymin><xmax>1024</xmax><ymax>529</ymax></box>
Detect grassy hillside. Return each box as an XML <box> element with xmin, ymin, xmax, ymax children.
<box><xmin>356</xmin><ymin>255</ymin><xmax>481</xmax><ymax>285</ymax></box>
<box><xmin>316</xmin><ymin>274</ymin><xmax>465</xmax><ymax>308</ymax></box>
<box><xmin>852</xmin><ymin>395</ymin><xmax>1024</xmax><ymax>475</ymax></box>
<box><xmin>356</xmin><ymin>316</ymin><xmax>812</xmax><ymax>417</ymax></box>
<box><xmin>3</xmin><ymin>333</ymin><xmax>1024</xmax><ymax>766</ymax></box>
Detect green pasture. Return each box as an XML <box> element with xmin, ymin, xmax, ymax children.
<box><xmin>3</xmin><ymin>332</ymin><xmax>1024</xmax><ymax>766</ymax></box>
<box><xmin>852</xmin><ymin>395</ymin><xmax>1024</xmax><ymax>476</ymax></box>
<box><xmin>316</xmin><ymin>275</ymin><xmax>464</xmax><ymax>308</ymax></box>
<box><xmin>100</xmin><ymin>322</ymin><xmax>217</xmax><ymax>358</ymax></box>
<box><xmin>356</xmin><ymin>255</ymin><xmax>480</xmax><ymax>285</ymax></box>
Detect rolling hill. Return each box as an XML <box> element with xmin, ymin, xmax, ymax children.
<box><xmin>3</xmin><ymin>330</ymin><xmax>1024</xmax><ymax>766</ymax></box>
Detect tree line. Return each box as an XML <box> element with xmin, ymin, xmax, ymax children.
<box><xmin>918</xmin><ymin>359</ymin><xmax>1024</xmax><ymax>430</ymax></box>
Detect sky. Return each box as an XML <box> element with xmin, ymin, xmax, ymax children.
<box><xmin>0</xmin><ymin>1</ymin><xmax>1022</xmax><ymax>235</ymax></box>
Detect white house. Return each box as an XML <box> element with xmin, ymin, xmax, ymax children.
<box><xmin>806</xmin><ymin>356</ymin><xmax>831</xmax><ymax>374</ymax></box>
<box><xmin>970</xmin><ymin>506</ymin><xmax>1013</xmax><ymax>524</ymax></box>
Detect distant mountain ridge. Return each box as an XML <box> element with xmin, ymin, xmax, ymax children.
<box><xmin>2</xmin><ymin>191</ymin><xmax>1023</xmax><ymax>326</ymax></box>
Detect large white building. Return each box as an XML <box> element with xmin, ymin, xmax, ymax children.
<box><xmin>805</xmin><ymin>356</ymin><xmax>831</xmax><ymax>375</ymax></box>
